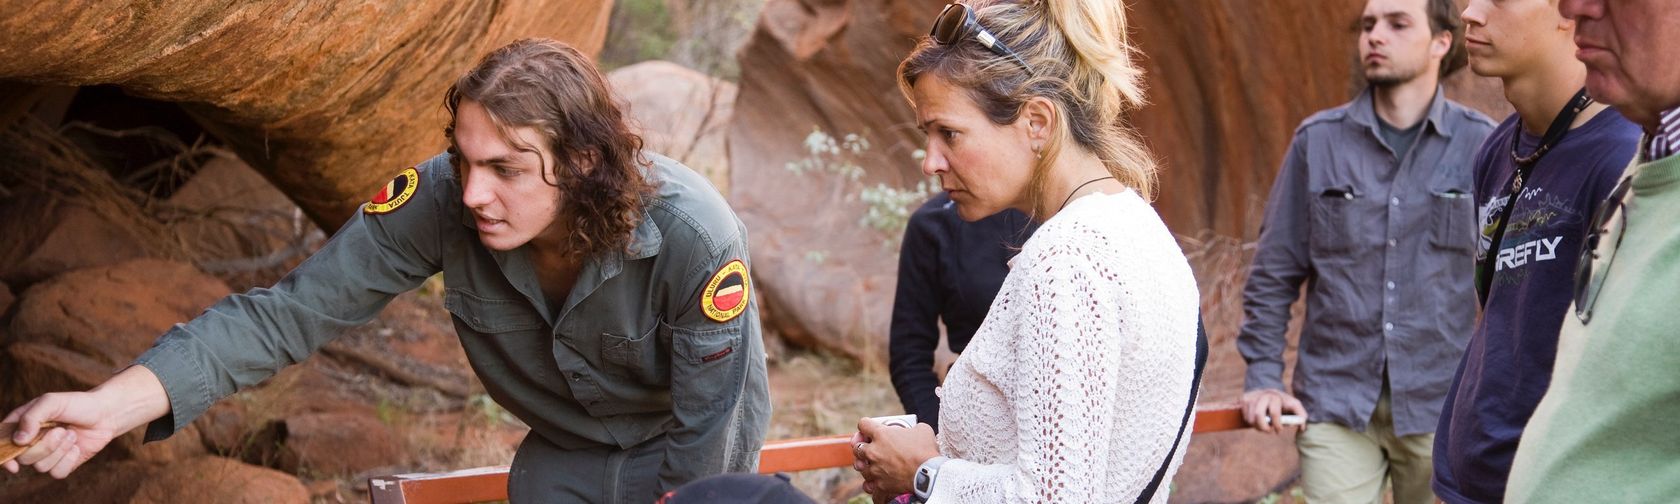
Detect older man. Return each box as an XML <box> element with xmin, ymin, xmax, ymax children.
<box><xmin>1504</xmin><ymin>0</ymin><xmax>1680</xmax><ymax>502</ymax></box>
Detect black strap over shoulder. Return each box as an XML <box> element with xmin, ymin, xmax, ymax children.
<box><xmin>1477</xmin><ymin>88</ymin><xmax>1594</xmax><ymax>305</ymax></box>
<box><xmin>1134</xmin><ymin>313</ymin><xmax>1209</xmax><ymax>504</ymax></box>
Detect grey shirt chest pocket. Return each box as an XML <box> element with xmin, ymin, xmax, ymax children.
<box><xmin>1309</xmin><ymin>186</ymin><xmax>1366</xmax><ymax>257</ymax></box>
<box><xmin>444</xmin><ymin>288</ymin><xmax>545</xmax><ymax>333</ymax></box>
<box><xmin>600</xmin><ymin>321</ymin><xmax>672</xmax><ymax>386</ymax></box>
<box><xmin>1428</xmin><ymin>188</ymin><xmax>1476</xmax><ymax>252</ymax></box>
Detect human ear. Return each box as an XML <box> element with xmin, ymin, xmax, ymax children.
<box><xmin>1020</xmin><ymin>97</ymin><xmax>1057</xmax><ymax>143</ymax></box>
<box><xmin>1432</xmin><ymin>30</ymin><xmax>1453</xmax><ymax>59</ymax></box>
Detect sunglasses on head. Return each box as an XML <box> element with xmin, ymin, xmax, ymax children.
<box><xmin>1572</xmin><ymin>175</ymin><xmax>1634</xmax><ymax>324</ymax></box>
<box><xmin>930</xmin><ymin>3</ymin><xmax>1034</xmax><ymax>75</ymax></box>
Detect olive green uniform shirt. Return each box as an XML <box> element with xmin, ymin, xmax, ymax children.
<box><xmin>133</xmin><ymin>152</ymin><xmax>770</xmax><ymax>495</ymax></box>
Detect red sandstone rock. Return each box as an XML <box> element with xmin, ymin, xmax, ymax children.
<box><xmin>8</xmin><ymin>259</ymin><xmax>230</xmax><ymax>367</ymax></box>
<box><xmin>0</xmin><ymin>281</ymin><xmax>12</xmax><ymax>318</ymax></box>
<box><xmin>166</xmin><ymin>150</ymin><xmax>319</xmax><ymax>276</ymax></box>
<box><xmin>129</xmin><ymin>455</ymin><xmax>310</xmax><ymax>504</ymax></box>
<box><xmin>0</xmin><ymin>459</ymin><xmax>158</xmax><ymax>503</ymax></box>
<box><xmin>608</xmin><ymin>60</ymin><xmax>738</xmax><ymax>196</ymax></box>
<box><xmin>267</xmin><ymin>411</ymin><xmax>403</xmax><ymax>478</ymax></box>
<box><xmin>0</xmin><ymin>456</ymin><xmax>307</xmax><ymax>503</ymax></box>
<box><xmin>0</xmin><ymin>202</ymin><xmax>151</xmax><ymax>287</ymax></box>
<box><xmin>1173</xmin><ymin>430</ymin><xmax>1303</xmax><ymax>503</ymax></box>
<box><xmin>0</xmin><ymin>2</ymin><xmax>612</xmax><ymax>231</ymax></box>
<box><xmin>729</xmin><ymin>0</ymin><xmax>1507</xmax><ymax>361</ymax></box>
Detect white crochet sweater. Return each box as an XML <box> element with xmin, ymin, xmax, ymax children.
<box><xmin>928</xmin><ymin>190</ymin><xmax>1201</xmax><ymax>504</ymax></box>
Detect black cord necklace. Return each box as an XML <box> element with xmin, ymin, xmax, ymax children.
<box><xmin>1507</xmin><ymin>88</ymin><xmax>1594</xmax><ymax>192</ymax></box>
<box><xmin>1058</xmin><ymin>176</ymin><xmax>1116</xmax><ymax>212</ymax></box>
<box><xmin>1478</xmin><ymin>87</ymin><xmax>1594</xmax><ymax>306</ymax></box>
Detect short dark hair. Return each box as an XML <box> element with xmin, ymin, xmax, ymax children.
<box><xmin>1426</xmin><ymin>0</ymin><xmax>1467</xmax><ymax>77</ymax></box>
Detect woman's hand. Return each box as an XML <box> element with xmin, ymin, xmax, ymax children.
<box><xmin>2</xmin><ymin>365</ymin><xmax>170</xmax><ymax>478</ymax></box>
<box><xmin>853</xmin><ymin>417</ymin><xmax>941</xmax><ymax>499</ymax></box>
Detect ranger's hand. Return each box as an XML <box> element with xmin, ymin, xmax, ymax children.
<box><xmin>2</xmin><ymin>392</ymin><xmax>121</xmax><ymax>478</ymax></box>
<box><xmin>1</xmin><ymin>365</ymin><xmax>170</xmax><ymax>478</ymax></box>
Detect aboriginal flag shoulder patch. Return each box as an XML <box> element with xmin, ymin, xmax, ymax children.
<box><xmin>701</xmin><ymin>259</ymin><xmax>751</xmax><ymax>323</ymax></box>
<box><xmin>364</xmin><ymin>167</ymin><xmax>420</xmax><ymax>215</ymax></box>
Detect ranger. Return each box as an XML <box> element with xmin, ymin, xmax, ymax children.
<box><xmin>3</xmin><ymin>38</ymin><xmax>771</xmax><ymax>504</ymax></box>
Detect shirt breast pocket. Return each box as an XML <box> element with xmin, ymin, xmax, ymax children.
<box><xmin>1308</xmin><ymin>186</ymin><xmax>1362</xmax><ymax>257</ymax></box>
<box><xmin>443</xmin><ymin>288</ymin><xmax>545</xmax><ymax>333</ymax></box>
<box><xmin>601</xmin><ymin>321</ymin><xmax>671</xmax><ymax>386</ymax></box>
<box><xmin>1428</xmin><ymin>189</ymin><xmax>1476</xmax><ymax>252</ymax></box>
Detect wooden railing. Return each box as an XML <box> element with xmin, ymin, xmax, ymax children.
<box><xmin>367</xmin><ymin>405</ymin><xmax>1256</xmax><ymax>504</ymax></box>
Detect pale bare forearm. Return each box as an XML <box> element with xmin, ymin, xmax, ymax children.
<box><xmin>86</xmin><ymin>365</ymin><xmax>171</xmax><ymax>434</ymax></box>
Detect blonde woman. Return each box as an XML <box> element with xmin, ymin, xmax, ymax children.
<box><xmin>849</xmin><ymin>0</ymin><xmax>1204</xmax><ymax>502</ymax></box>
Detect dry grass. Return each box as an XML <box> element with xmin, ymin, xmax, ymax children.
<box><xmin>0</xmin><ymin>116</ymin><xmax>191</xmax><ymax>259</ymax></box>
<box><xmin>0</xmin><ymin>116</ymin><xmax>317</xmax><ymax>281</ymax></box>
<box><xmin>1178</xmin><ymin>230</ymin><xmax>1258</xmax><ymax>335</ymax></box>
<box><xmin>1176</xmin><ymin>230</ymin><xmax>1304</xmax><ymax>404</ymax></box>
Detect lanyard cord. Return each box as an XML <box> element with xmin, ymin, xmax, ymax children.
<box><xmin>1477</xmin><ymin>88</ymin><xmax>1595</xmax><ymax>305</ymax></box>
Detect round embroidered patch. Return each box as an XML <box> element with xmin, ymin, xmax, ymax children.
<box><xmin>364</xmin><ymin>167</ymin><xmax>420</xmax><ymax>215</ymax></box>
<box><xmin>700</xmin><ymin>259</ymin><xmax>751</xmax><ymax>323</ymax></box>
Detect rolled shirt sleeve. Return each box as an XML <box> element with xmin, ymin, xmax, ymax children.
<box><xmin>133</xmin><ymin>157</ymin><xmax>449</xmax><ymax>441</ymax></box>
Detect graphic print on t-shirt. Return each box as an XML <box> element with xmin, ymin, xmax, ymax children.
<box><xmin>1475</xmin><ymin>186</ymin><xmax>1588</xmax><ymax>287</ymax></box>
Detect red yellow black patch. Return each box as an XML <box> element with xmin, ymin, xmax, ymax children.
<box><xmin>364</xmin><ymin>167</ymin><xmax>419</xmax><ymax>215</ymax></box>
<box><xmin>701</xmin><ymin>259</ymin><xmax>751</xmax><ymax>323</ymax></box>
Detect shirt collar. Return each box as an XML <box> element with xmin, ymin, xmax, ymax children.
<box><xmin>1647</xmin><ymin>105</ymin><xmax>1680</xmax><ymax>162</ymax></box>
<box><xmin>1350</xmin><ymin>85</ymin><xmax>1454</xmax><ymax>139</ymax></box>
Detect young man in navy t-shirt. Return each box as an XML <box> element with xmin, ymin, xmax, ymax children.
<box><xmin>1433</xmin><ymin>1</ymin><xmax>1642</xmax><ymax>502</ymax></box>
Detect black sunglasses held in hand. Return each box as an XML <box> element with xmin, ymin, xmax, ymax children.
<box><xmin>930</xmin><ymin>3</ymin><xmax>1034</xmax><ymax>75</ymax></box>
<box><xmin>1572</xmin><ymin>175</ymin><xmax>1633</xmax><ymax>324</ymax></box>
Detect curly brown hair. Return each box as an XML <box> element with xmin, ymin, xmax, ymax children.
<box><xmin>444</xmin><ymin>38</ymin><xmax>654</xmax><ymax>260</ymax></box>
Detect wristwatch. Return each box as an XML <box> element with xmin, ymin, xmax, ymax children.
<box><xmin>911</xmin><ymin>456</ymin><xmax>949</xmax><ymax>503</ymax></box>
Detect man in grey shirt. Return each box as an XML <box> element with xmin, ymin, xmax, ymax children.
<box><xmin>1236</xmin><ymin>0</ymin><xmax>1495</xmax><ymax>503</ymax></box>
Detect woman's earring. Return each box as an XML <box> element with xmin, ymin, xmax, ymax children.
<box><xmin>1034</xmin><ymin>146</ymin><xmax>1043</xmax><ymax>160</ymax></box>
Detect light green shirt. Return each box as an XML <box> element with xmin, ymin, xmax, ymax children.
<box><xmin>1506</xmin><ymin>152</ymin><xmax>1680</xmax><ymax>503</ymax></box>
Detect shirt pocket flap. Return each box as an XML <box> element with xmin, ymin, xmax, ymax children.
<box><xmin>444</xmin><ymin>288</ymin><xmax>544</xmax><ymax>333</ymax></box>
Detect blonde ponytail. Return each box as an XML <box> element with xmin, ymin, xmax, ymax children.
<box><xmin>1044</xmin><ymin>0</ymin><xmax>1146</xmax><ymax>112</ymax></box>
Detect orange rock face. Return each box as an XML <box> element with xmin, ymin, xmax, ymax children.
<box><xmin>0</xmin><ymin>1</ymin><xmax>613</xmax><ymax>230</ymax></box>
<box><xmin>728</xmin><ymin>1</ymin><xmax>1508</xmax><ymax>499</ymax></box>
<box><xmin>608</xmin><ymin>60</ymin><xmax>737</xmax><ymax>195</ymax></box>
<box><xmin>728</xmin><ymin>0</ymin><xmax>1506</xmax><ymax>358</ymax></box>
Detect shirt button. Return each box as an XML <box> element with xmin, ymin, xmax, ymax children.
<box><xmin>1384</xmin><ymin>322</ymin><xmax>1395</xmax><ymax>332</ymax></box>
<box><xmin>1390</xmin><ymin>197</ymin><xmax>1400</xmax><ymax>206</ymax></box>
<box><xmin>1387</xmin><ymin>239</ymin><xmax>1397</xmax><ymax>247</ymax></box>
<box><xmin>1386</xmin><ymin>281</ymin><xmax>1396</xmax><ymax>290</ymax></box>
<box><xmin>570</xmin><ymin>373</ymin><xmax>583</xmax><ymax>381</ymax></box>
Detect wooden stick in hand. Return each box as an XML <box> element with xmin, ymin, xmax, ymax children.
<box><xmin>0</xmin><ymin>421</ymin><xmax>63</xmax><ymax>466</ymax></box>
